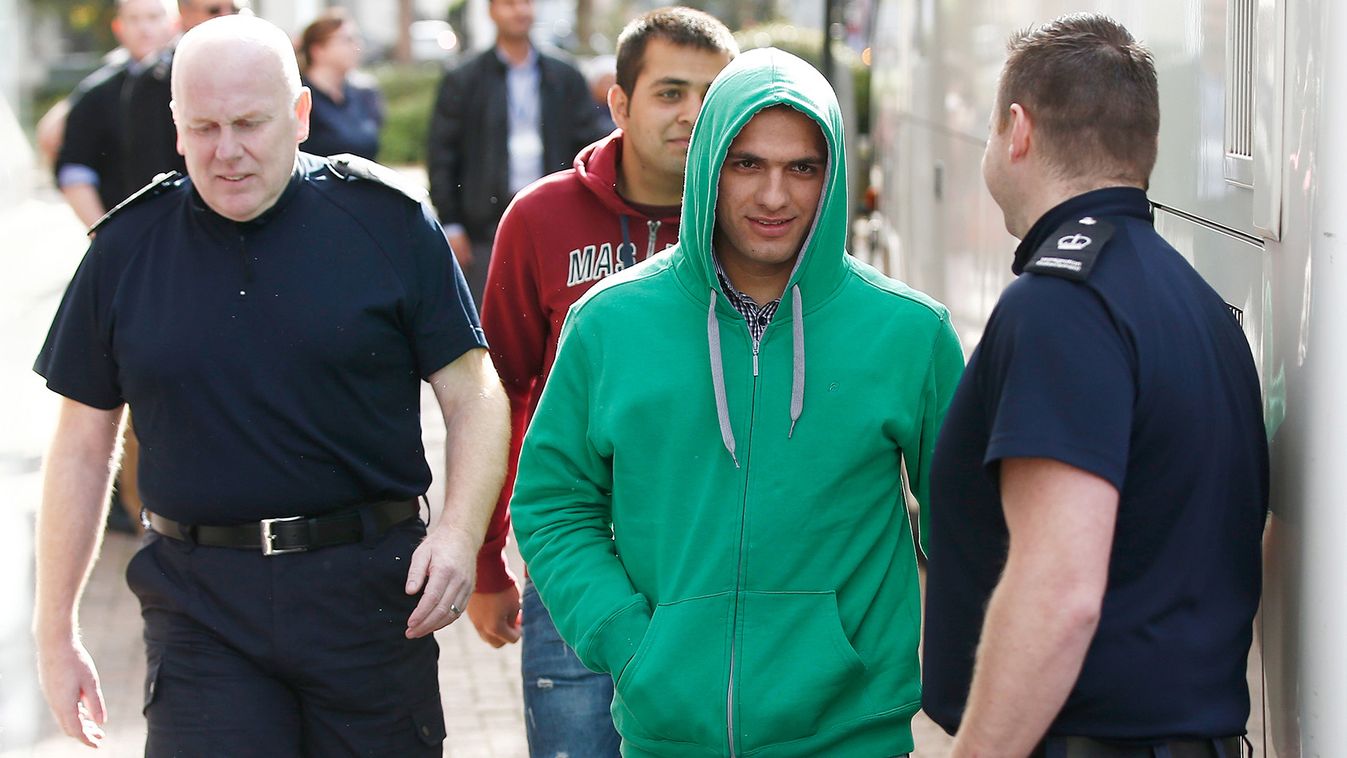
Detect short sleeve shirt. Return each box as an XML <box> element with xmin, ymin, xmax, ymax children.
<box><xmin>35</xmin><ymin>153</ymin><xmax>485</xmax><ymax>523</ymax></box>
<box><xmin>55</xmin><ymin>63</ymin><xmax>133</xmax><ymax>211</ymax></box>
<box><xmin>922</xmin><ymin>188</ymin><xmax>1268</xmax><ymax>740</ymax></box>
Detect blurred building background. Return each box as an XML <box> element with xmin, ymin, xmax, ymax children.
<box><xmin>4</xmin><ymin>0</ymin><xmax>877</xmax><ymax>166</ymax></box>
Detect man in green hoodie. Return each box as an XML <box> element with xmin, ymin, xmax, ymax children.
<box><xmin>512</xmin><ymin>48</ymin><xmax>964</xmax><ymax>757</ymax></box>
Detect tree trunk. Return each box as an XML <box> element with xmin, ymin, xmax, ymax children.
<box><xmin>394</xmin><ymin>0</ymin><xmax>414</xmax><ymax>63</ymax></box>
<box><xmin>574</xmin><ymin>0</ymin><xmax>593</xmax><ymax>53</ymax></box>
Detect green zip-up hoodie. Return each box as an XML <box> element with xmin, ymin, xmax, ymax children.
<box><xmin>512</xmin><ymin>48</ymin><xmax>964</xmax><ymax>757</ymax></box>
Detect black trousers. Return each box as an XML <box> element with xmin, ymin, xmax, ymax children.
<box><xmin>1032</xmin><ymin>735</ymin><xmax>1249</xmax><ymax>758</ymax></box>
<box><xmin>127</xmin><ymin>518</ymin><xmax>445</xmax><ymax>757</ymax></box>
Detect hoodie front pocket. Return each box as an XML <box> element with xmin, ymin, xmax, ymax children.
<box><xmin>613</xmin><ymin>592</ymin><xmax>733</xmax><ymax>746</ymax></box>
<box><xmin>737</xmin><ymin>591</ymin><xmax>867</xmax><ymax>751</ymax></box>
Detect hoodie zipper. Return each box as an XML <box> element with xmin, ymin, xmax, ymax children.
<box><xmin>727</xmin><ymin>320</ymin><xmax>771</xmax><ymax>757</ymax></box>
<box><xmin>645</xmin><ymin>219</ymin><xmax>661</xmax><ymax>260</ymax></box>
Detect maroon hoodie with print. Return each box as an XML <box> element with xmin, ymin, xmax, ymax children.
<box><xmin>475</xmin><ymin>130</ymin><xmax>682</xmax><ymax>591</ymax></box>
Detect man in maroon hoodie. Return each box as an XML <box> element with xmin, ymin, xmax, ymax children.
<box><xmin>467</xmin><ymin>8</ymin><xmax>737</xmax><ymax>756</ymax></box>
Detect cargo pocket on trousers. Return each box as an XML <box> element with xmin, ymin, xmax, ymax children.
<box><xmin>412</xmin><ymin>701</ymin><xmax>446</xmax><ymax>747</ymax></box>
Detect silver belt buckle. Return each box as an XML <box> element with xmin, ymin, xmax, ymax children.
<box><xmin>260</xmin><ymin>515</ymin><xmax>306</xmax><ymax>556</ymax></box>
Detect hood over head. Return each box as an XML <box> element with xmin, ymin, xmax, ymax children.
<box><xmin>677</xmin><ymin>47</ymin><xmax>848</xmax><ymax>299</ymax></box>
<box><xmin>675</xmin><ymin>48</ymin><xmax>847</xmax><ymax>466</ymax></box>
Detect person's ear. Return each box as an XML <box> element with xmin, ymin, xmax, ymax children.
<box><xmin>294</xmin><ymin>87</ymin><xmax>312</xmax><ymax>143</ymax></box>
<box><xmin>608</xmin><ymin>84</ymin><xmax>630</xmax><ymax>130</ymax></box>
<box><xmin>1007</xmin><ymin>103</ymin><xmax>1033</xmax><ymax>162</ymax></box>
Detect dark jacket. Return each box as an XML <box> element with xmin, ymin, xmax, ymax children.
<box><xmin>426</xmin><ymin>45</ymin><xmax>604</xmax><ymax>243</ymax></box>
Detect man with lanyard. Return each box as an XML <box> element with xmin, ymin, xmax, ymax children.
<box><xmin>32</xmin><ymin>15</ymin><xmax>508</xmax><ymax>754</ymax></box>
<box><xmin>922</xmin><ymin>14</ymin><xmax>1268</xmax><ymax>758</ymax></box>
<box><xmin>470</xmin><ymin>9</ymin><xmax>737</xmax><ymax>755</ymax></box>
<box><xmin>426</xmin><ymin>0</ymin><xmax>605</xmax><ymax>305</ymax></box>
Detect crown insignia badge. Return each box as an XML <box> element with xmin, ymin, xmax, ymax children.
<box><xmin>1079</xmin><ymin>216</ymin><xmax>1097</xmax><ymax>225</ymax></box>
<box><xmin>1057</xmin><ymin>234</ymin><xmax>1092</xmax><ymax>251</ymax></box>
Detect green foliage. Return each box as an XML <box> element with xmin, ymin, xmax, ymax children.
<box><xmin>373</xmin><ymin>62</ymin><xmax>446</xmax><ymax>166</ymax></box>
<box><xmin>30</xmin><ymin>0</ymin><xmax>116</xmax><ymax>53</ymax></box>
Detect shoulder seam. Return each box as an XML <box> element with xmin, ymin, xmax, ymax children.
<box><xmin>848</xmin><ymin>264</ymin><xmax>951</xmax><ymax>322</ymax></box>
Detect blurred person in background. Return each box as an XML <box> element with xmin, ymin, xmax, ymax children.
<box><xmin>583</xmin><ymin>54</ymin><xmax>618</xmax><ymax>134</ymax></box>
<box><xmin>54</xmin><ymin>0</ymin><xmax>178</xmax><ymax>227</ymax></box>
<box><xmin>297</xmin><ymin>8</ymin><xmax>384</xmax><ymax>160</ymax></box>
<box><xmin>39</xmin><ymin>1</ymin><xmax>249</xmax><ymax>175</ymax></box>
<box><xmin>427</xmin><ymin>0</ymin><xmax>605</xmax><ymax>306</ymax></box>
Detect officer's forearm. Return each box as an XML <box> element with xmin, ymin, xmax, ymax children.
<box><xmin>429</xmin><ymin>349</ymin><xmax>510</xmax><ymax>549</ymax></box>
<box><xmin>950</xmin><ymin>553</ymin><xmax>1102</xmax><ymax>757</ymax></box>
<box><xmin>951</xmin><ymin>457</ymin><xmax>1117</xmax><ymax>757</ymax></box>
<box><xmin>33</xmin><ymin>400</ymin><xmax>123</xmax><ymax>642</ymax></box>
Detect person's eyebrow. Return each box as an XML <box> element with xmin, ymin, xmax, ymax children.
<box><xmin>724</xmin><ymin>149</ymin><xmax>826</xmax><ymax>164</ymax></box>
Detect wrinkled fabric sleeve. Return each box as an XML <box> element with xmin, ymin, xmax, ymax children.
<box><xmin>406</xmin><ymin>200</ymin><xmax>487</xmax><ymax>378</ymax></box>
<box><xmin>473</xmin><ymin>199</ymin><xmax>548</xmax><ymax>592</ymax></box>
<box><xmin>55</xmin><ymin>82</ymin><xmax>111</xmax><ymax>187</ymax></box>
<box><xmin>510</xmin><ymin>311</ymin><xmax>651</xmax><ymax>677</ymax></box>
<box><xmin>981</xmin><ymin>277</ymin><xmax>1134</xmax><ymax>491</ymax></box>
<box><xmin>911</xmin><ymin>313</ymin><xmax>965</xmax><ymax>558</ymax></box>
<box><xmin>426</xmin><ymin>65</ymin><xmax>466</xmax><ymax>227</ymax></box>
<box><xmin>34</xmin><ymin>240</ymin><xmax>123</xmax><ymax>410</ymax></box>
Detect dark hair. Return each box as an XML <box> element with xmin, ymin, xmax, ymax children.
<box><xmin>297</xmin><ymin>8</ymin><xmax>350</xmax><ymax>72</ymax></box>
<box><xmin>614</xmin><ymin>7</ymin><xmax>738</xmax><ymax>97</ymax></box>
<box><xmin>997</xmin><ymin>13</ymin><xmax>1159</xmax><ymax>186</ymax></box>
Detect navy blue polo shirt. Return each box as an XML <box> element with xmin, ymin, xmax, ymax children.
<box><xmin>302</xmin><ymin>76</ymin><xmax>384</xmax><ymax>160</ymax></box>
<box><xmin>923</xmin><ymin>188</ymin><xmax>1268</xmax><ymax>740</ymax></box>
<box><xmin>36</xmin><ymin>153</ymin><xmax>485</xmax><ymax>524</ymax></box>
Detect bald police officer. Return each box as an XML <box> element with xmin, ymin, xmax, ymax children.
<box><xmin>33</xmin><ymin>15</ymin><xmax>508</xmax><ymax>755</ymax></box>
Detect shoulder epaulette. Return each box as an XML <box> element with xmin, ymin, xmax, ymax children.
<box><xmin>89</xmin><ymin>171</ymin><xmax>184</xmax><ymax>236</ymax></box>
<box><xmin>325</xmin><ymin>154</ymin><xmax>429</xmax><ymax>204</ymax></box>
<box><xmin>1023</xmin><ymin>215</ymin><xmax>1116</xmax><ymax>282</ymax></box>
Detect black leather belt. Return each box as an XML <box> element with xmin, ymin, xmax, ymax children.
<box><xmin>1032</xmin><ymin>735</ymin><xmax>1248</xmax><ymax>758</ymax></box>
<box><xmin>144</xmin><ymin>499</ymin><xmax>420</xmax><ymax>556</ymax></box>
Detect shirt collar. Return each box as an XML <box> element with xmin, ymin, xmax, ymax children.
<box><xmin>189</xmin><ymin>159</ymin><xmax>305</xmax><ymax>230</ymax></box>
<box><xmin>495</xmin><ymin>44</ymin><xmax>538</xmax><ymax>71</ymax></box>
<box><xmin>1013</xmin><ymin>186</ymin><xmax>1152</xmax><ymax>275</ymax></box>
<box><xmin>713</xmin><ymin>253</ymin><xmax>781</xmax><ymax>309</ymax></box>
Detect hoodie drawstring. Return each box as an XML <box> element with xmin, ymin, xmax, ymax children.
<box><xmin>708</xmin><ymin>290</ymin><xmax>739</xmax><ymax>468</ymax></box>
<box><xmin>789</xmin><ymin>284</ymin><xmax>804</xmax><ymax>437</ymax></box>
<box><xmin>707</xmin><ymin>285</ymin><xmax>806</xmax><ymax>465</ymax></box>
<box><xmin>618</xmin><ymin>215</ymin><xmax>637</xmax><ymax>269</ymax></box>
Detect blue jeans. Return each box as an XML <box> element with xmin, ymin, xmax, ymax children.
<box><xmin>521</xmin><ymin>579</ymin><xmax>621</xmax><ymax>758</ymax></box>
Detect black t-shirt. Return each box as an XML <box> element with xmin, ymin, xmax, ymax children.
<box><xmin>923</xmin><ymin>188</ymin><xmax>1268</xmax><ymax>740</ymax></box>
<box><xmin>56</xmin><ymin>63</ymin><xmax>134</xmax><ymax>211</ymax></box>
<box><xmin>120</xmin><ymin>48</ymin><xmax>186</xmax><ymax>185</ymax></box>
<box><xmin>36</xmin><ymin>153</ymin><xmax>485</xmax><ymax>524</ymax></box>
